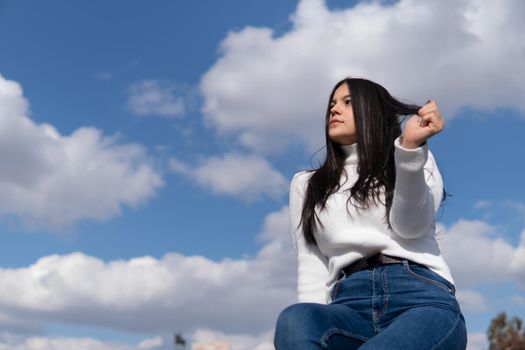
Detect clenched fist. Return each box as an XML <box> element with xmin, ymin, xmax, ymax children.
<box><xmin>401</xmin><ymin>100</ymin><xmax>445</xmax><ymax>149</ymax></box>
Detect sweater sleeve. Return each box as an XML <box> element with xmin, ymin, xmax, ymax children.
<box><xmin>389</xmin><ymin>137</ymin><xmax>444</xmax><ymax>239</ymax></box>
<box><xmin>289</xmin><ymin>172</ymin><xmax>329</xmax><ymax>304</ymax></box>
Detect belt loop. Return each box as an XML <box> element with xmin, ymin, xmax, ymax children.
<box><xmin>402</xmin><ymin>260</ymin><xmax>409</xmax><ymax>267</ymax></box>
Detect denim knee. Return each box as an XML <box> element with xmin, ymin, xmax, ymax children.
<box><xmin>275</xmin><ymin>303</ymin><xmax>308</xmax><ymax>336</ymax></box>
<box><xmin>274</xmin><ymin>303</ymin><xmax>320</xmax><ymax>348</ymax></box>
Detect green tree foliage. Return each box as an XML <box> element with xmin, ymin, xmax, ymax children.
<box><xmin>487</xmin><ymin>312</ymin><xmax>525</xmax><ymax>350</ymax></box>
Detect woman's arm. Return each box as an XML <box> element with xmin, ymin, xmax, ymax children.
<box><xmin>289</xmin><ymin>172</ymin><xmax>329</xmax><ymax>304</ymax></box>
<box><xmin>389</xmin><ymin>100</ymin><xmax>445</xmax><ymax>239</ymax></box>
<box><xmin>389</xmin><ymin>140</ymin><xmax>443</xmax><ymax>238</ymax></box>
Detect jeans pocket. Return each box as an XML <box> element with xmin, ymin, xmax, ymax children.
<box><xmin>404</xmin><ymin>262</ymin><xmax>455</xmax><ymax>294</ymax></box>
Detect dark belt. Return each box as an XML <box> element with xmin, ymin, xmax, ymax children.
<box><xmin>340</xmin><ymin>253</ymin><xmax>405</xmax><ymax>278</ymax></box>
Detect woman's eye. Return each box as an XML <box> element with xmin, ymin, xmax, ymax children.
<box><xmin>344</xmin><ymin>99</ymin><xmax>352</xmax><ymax>105</ymax></box>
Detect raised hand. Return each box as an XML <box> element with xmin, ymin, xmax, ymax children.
<box><xmin>401</xmin><ymin>100</ymin><xmax>445</xmax><ymax>149</ymax></box>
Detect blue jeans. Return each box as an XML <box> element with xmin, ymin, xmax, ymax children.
<box><xmin>275</xmin><ymin>260</ymin><xmax>467</xmax><ymax>349</ymax></box>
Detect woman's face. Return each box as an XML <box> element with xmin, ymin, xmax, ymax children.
<box><xmin>328</xmin><ymin>83</ymin><xmax>357</xmax><ymax>145</ymax></box>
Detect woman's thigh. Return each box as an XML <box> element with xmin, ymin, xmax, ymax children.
<box><xmin>274</xmin><ymin>302</ymin><xmax>375</xmax><ymax>350</ymax></box>
<box><xmin>365</xmin><ymin>262</ymin><xmax>466</xmax><ymax>349</ymax></box>
<box><xmin>360</xmin><ymin>306</ymin><xmax>467</xmax><ymax>350</ymax></box>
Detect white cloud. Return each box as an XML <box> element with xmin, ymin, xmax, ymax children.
<box><xmin>200</xmin><ymin>0</ymin><xmax>525</xmax><ymax>153</ymax></box>
<box><xmin>0</xmin><ymin>74</ymin><xmax>163</xmax><ymax>230</ymax></box>
<box><xmin>168</xmin><ymin>157</ymin><xmax>191</xmax><ymax>174</ymax></box>
<box><xmin>455</xmin><ymin>289</ymin><xmax>487</xmax><ymax>312</ymax></box>
<box><xmin>437</xmin><ymin>220</ymin><xmax>522</xmax><ymax>287</ymax></box>
<box><xmin>0</xmin><ymin>333</ymin><xmax>164</xmax><ymax>350</ymax></box>
<box><xmin>192</xmin><ymin>329</ymin><xmax>274</xmax><ymax>350</ymax></box>
<box><xmin>96</xmin><ymin>60</ymin><xmax>139</xmax><ymax>81</ymax></box>
<box><xmin>257</xmin><ymin>206</ymin><xmax>290</xmax><ymax>242</ymax></box>
<box><xmin>0</xmin><ymin>331</ymin><xmax>274</xmax><ymax>350</ymax></box>
<box><xmin>137</xmin><ymin>337</ymin><xmax>164</xmax><ymax>349</ymax></box>
<box><xmin>0</xmin><ymin>208</ymin><xmax>296</xmax><ymax>335</ymax></box>
<box><xmin>511</xmin><ymin>295</ymin><xmax>525</xmax><ymax>307</ymax></box>
<box><xmin>127</xmin><ymin>80</ymin><xmax>186</xmax><ymax>118</ymax></box>
<box><xmin>474</xmin><ymin>200</ymin><xmax>492</xmax><ymax>209</ymax></box>
<box><xmin>467</xmin><ymin>332</ymin><xmax>487</xmax><ymax>350</ymax></box>
<box><xmin>510</xmin><ymin>229</ymin><xmax>525</xmax><ymax>285</ymax></box>
<box><xmin>505</xmin><ymin>200</ymin><xmax>525</xmax><ymax>220</ymax></box>
<box><xmin>169</xmin><ymin>153</ymin><xmax>288</xmax><ymax>201</ymax></box>
<box><xmin>0</xmin><ymin>328</ymin><xmax>492</xmax><ymax>350</ymax></box>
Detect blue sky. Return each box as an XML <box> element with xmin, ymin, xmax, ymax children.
<box><xmin>0</xmin><ymin>0</ymin><xmax>524</xmax><ymax>349</ymax></box>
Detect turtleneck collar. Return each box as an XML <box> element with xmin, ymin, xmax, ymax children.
<box><xmin>340</xmin><ymin>143</ymin><xmax>358</xmax><ymax>165</ymax></box>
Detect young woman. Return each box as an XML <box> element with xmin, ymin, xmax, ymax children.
<box><xmin>274</xmin><ymin>78</ymin><xmax>467</xmax><ymax>349</ymax></box>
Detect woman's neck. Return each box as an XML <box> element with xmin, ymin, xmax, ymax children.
<box><xmin>340</xmin><ymin>143</ymin><xmax>358</xmax><ymax>165</ymax></box>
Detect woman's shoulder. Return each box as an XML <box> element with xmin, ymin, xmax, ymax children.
<box><xmin>290</xmin><ymin>170</ymin><xmax>314</xmax><ymax>192</ymax></box>
<box><xmin>291</xmin><ymin>170</ymin><xmax>314</xmax><ymax>183</ymax></box>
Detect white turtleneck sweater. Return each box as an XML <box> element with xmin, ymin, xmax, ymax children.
<box><xmin>290</xmin><ymin>137</ymin><xmax>454</xmax><ymax>304</ymax></box>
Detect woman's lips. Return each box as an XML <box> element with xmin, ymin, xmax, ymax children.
<box><xmin>330</xmin><ymin>120</ymin><xmax>343</xmax><ymax>125</ymax></box>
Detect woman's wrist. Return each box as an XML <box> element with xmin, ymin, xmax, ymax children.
<box><xmin>400</xmin><ymin>135</ymin><xmax>426</xmax><ymax>149</ymax></box>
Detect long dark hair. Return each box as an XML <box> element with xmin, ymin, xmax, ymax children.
<box><xmin>300</xmin><ymin>77</ymin><xmax>423</xmax><ymax>245</ymax></box>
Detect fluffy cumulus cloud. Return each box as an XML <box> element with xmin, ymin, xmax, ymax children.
<box><xmin>192</xmin><ymin>329</ymin><xmax>274</xmax><ymax>350</ymax></box>
<box><xmin>1</xmin><ymin>210</ymin><xmax>525</xmax><ymax>345</ymax></box>
<box><xmin>0</xmin><ymin>334</ymin><xmax>163</xmax><ymax>350</ymax></box>
<box><xmin>169</xmin><ymin>153</ymin><xmax>288</xmax><ymax>201</ymax></box>
<box><xmin>455</xmin><ymin>289</ymin><xmax>487</xmax><ymax>312</ymax></box>
<box><xmin>200</xmin><ymin>0</ymin><xmax>525</xmax><ymax>153</ymax></box>
<box><xmin>437</xmin><ymin>220</ymin><xmax>525</xmax><ymax>288</ymax></box>
<box><xmin>467</xmin><ymin>332</ymin><xmax>488</xmax><ymax>350</ymax></box>
<box><xmin>0</xmin><ymin>331</ymin><xmax>273</xmax><ymax>350</ymax></box>
<box><xmin>511</xmin><ymin>295</ymin><xmax>525</xmax><ymax>307</ymax></box>
<box><xmin>0</xmin><ymin>74</ymin><xmax>163</xmax><ymax>230</ymax></box>
<box><xmin>127</xmin><ymin>80</ymin><xmax>186</xmax><ymax>118</ymax></box>
<box><xmin>0</xmin><ymin>207</ymin><xmax>296</xmax><ymax>336</ymax></box>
